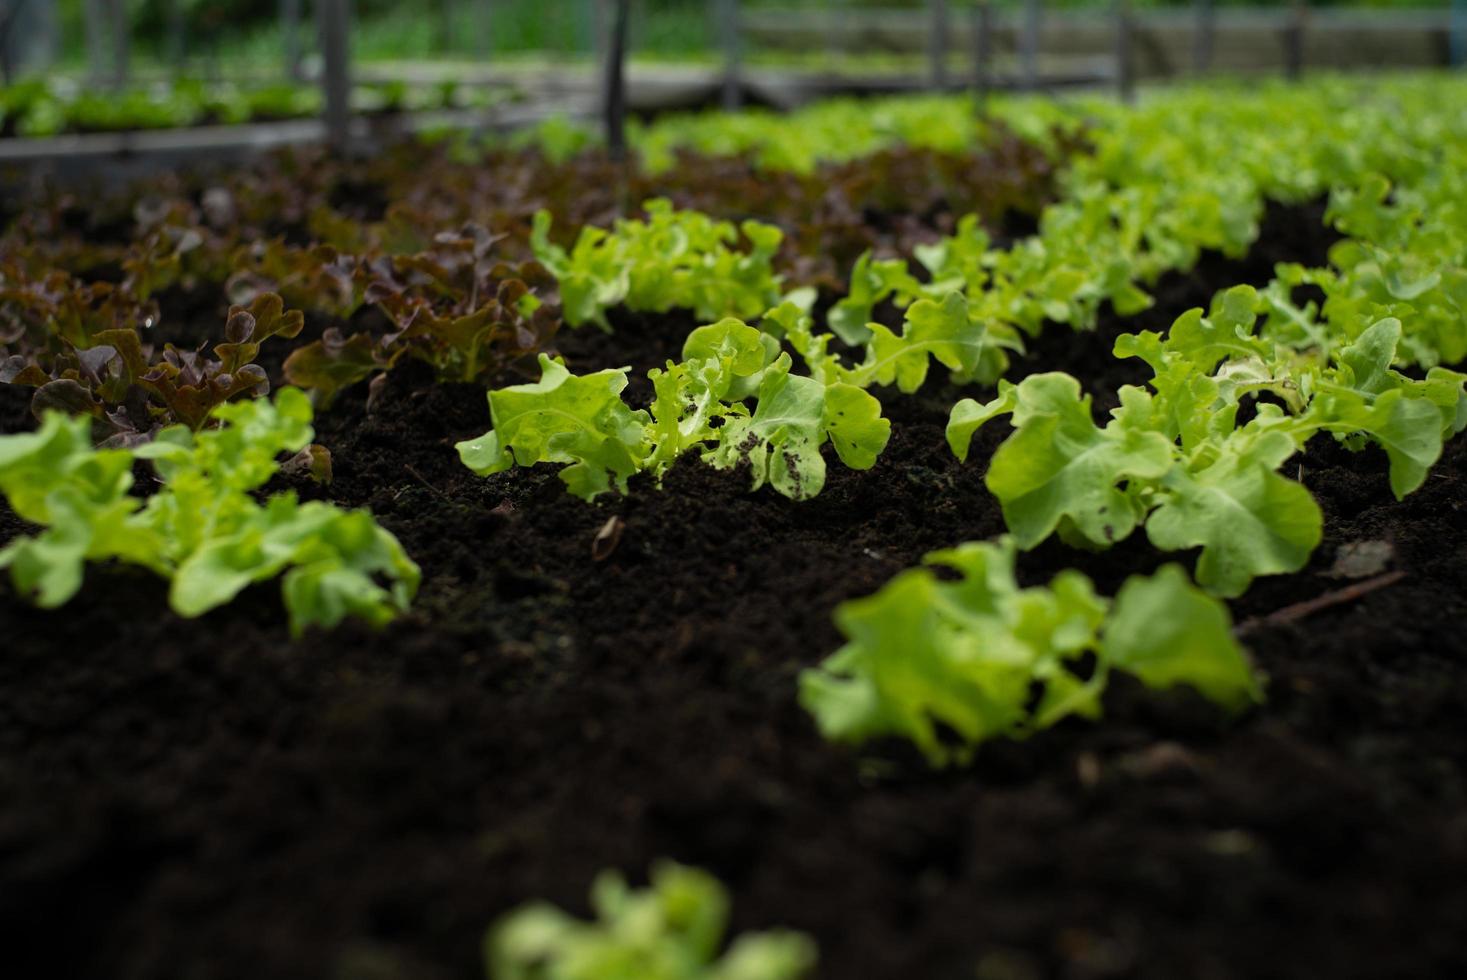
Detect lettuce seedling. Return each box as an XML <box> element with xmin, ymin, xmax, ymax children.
<box><xmin>531</xmin><ymin>200</ymin><xmax>784</xmax><ymax>330</ymax></box>
<box><xmin>138</xmin><ymin>293</ymin><xmax>305</xmax><ymax>430</ymax></box>
<box><xmin>458</xmin><ymin>319</ymin><xmax>889</xmax><ymax>501</ymax></box>
<box><xmin>486</xmin><ymin>861</ymin><xmax>816</xmax><ymax>980</ymax></box>
<box><xmin>0</xmin><ymin>266</ymin><xmax>160</xmax><ymax>354</ymax></box>
<box><xmin>283</xmin><ymin>228</ymin><xmax>560</xmax><ymax>404</ymax></box>
<box><xmin>2</xmin><ymin>292</ymin><xmax>304</xmax><ymax>443</ymax></box>
<box><xmin>457</xmin><ymin>354</ymin><xmax>650</xmax><ymax>501</ymax></box>
<box><xmin>949</xmin><ymin>286</ymin><xmax>1467</xmax><ymax>598</ymax></box>
<box><xmin>772</xmin><ymin>290</ymin><xmax>1021</xmax><ymax>394</ymax></box>
<box><xmin>799</xmin><ymin>537</ymin><xmax>1262</xmax><ymax>766</ymax></box>
<box><xmin>0</xmin><ymin>388</ymin><xmax>418</xmax><ymax>635</ymax></box>
<box><xmin>227</xmin><ymin>240</ymin><xmax>361</xmax><ymax>320</ymax></box>
<box><xmin>825</xmin><ymin>250</ymin><xmax>924</xmax><ymax>346</ymax></box>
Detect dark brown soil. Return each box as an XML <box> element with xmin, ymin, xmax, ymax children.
<box><xmin>3</xmin><ymin>204</ymin><xmax>1466</xmax><ymax>980</ymax></box>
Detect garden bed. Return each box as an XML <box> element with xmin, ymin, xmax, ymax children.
<box><xmin>5</xmin><ymin>76</ymin><xmax>1467</xmax><ymax>979</ymax></box>
<box><xmin>3</xmin><ymin>183</ymin><xmax>1465</xmax><ymax>980</ymax></box>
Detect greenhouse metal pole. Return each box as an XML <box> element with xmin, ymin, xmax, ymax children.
<box><xmin>110</xmin><ymin>0</ymin><xmax>130</xmax><ymax>87</ymax></box>
<box><xmin>714</xmin><ymin>0</ymin><xmax>741</xmax><ymax>110</ymax></box>
<box><xmin>84</xmin><ymin>0</ymin><xmax>107</xmax><ymax>84</ymax></box>
<box><xmin>165</xmin><ymin>0</ymin><xmax>187</xmax><ymax>69</ymax></box>
<box><xmin>604</xmin><ymin>0</ymin><xmax>630</xmax><ymax>160</ymax></box>
<box><xmin>971</xmin><ymin>0</ymin><xmax>993</xmax><ymax>102</ymax></box>
<box><xmin>283</xmin><ymin>0</ymin><xmax>304</xmax><ymax>80</ymax></box>
<box><xmin>320</xmin><ymin>0</ymin><xmax>352</xmax><ymax>153</ymax></box>
<box><xmin>478</xmin><ymin>0</ymin><xmax>492</xmax><ymax>59</ymax></box>
<box><xmin>0</xmin><ymin>2</ymin><xmax>13</xmax><ymax>84</ymax></box>
<box><xmin>928</xmin><ymin>0</ymin><xmax>949</xmax><ymax>90</ymax></box>
<box><xmin>438</xmin><ymin>0</ymin><xmax>454</xmax><ymax>54</ymax></box>
<box><xmin>1194</xmin><ymin>0</ymin><xmax>1214</xmax><ymax>74</ymax></box>
<box><xmin>1021</xmin><ymin>0</ymin><xmax>1042</xmax><ymax>91</ymax></box>
<box><xmin>1114</xmin><ymin>0</ymin><xmax>1133</xmax><ymax>104</ymax></box>
<box><xmin>591</xmin><ymin>0</ymin><xmax>607</xmax><ymax>69</ymax></box>
<box><xmin>1284</xmin><ymin>1</ymin><xmax>1307</xmax><ymax>81</ymax></box>
<box><xmin>1</xmin><ymin>0</ymin><xmax>56</xmax><ymax>79</ymax></box>
<box><xmin>44</xmin><ymin>0</ymin><xmax>62</xmax><ymax>70</ymax></box>
<box><xmin>827</xmin><ymin>0</ymin><xmax>844</xmax><ymax>68</ymax></box>
<box><xmin>1454</xmin><ymin>0</ymin><xmax>1467</xmax><ymax>67</ymax></box>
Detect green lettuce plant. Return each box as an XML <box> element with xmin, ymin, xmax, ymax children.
<box><xmin>457</xmin><ymin>319</ymin><xmax>890</xmax><ymax>501</ymax></box>
<box><xmin>799</xmin><ymin>536</ymin><xmax>1262</xmax><ymax>767</ymax></box>
<box><xmin>628</xmin><ymin>93</ymin><xmax>1018</xmax><ymax>174</ymax></box>
<box><xmin>947</xmin><ymin>286</ymin><xmax>1467</xmax><ymax>598</ymax></box>
<box><xmin>0</xmin><ymin>388</ymin><xmax>418</xmax><ymax>635</ymax></box>
<box><xmin>784</xmin><ymin>76</ymin><xmax>1467</xmax><ymax>386</ymax></box>
<box><xmin>775</xmin><ymin>290</ymin><xmax>1021</xmax><ymax>394</ymax></box>
<box><xmin>825</xmin><ymin>250</ymin><xmax>925</xmax><ymax>346</ymax></box>
<box><xmin>486</xmin><ymin>861</ymin><xmax>816</xmax><ymax>980</ymax></box>
<box><xmin>530</xmin><ymin>200</ymin><xmax>784</xmax><ymax>330</ymax></box>
<box><xmin>1296</xmin><ymin>166</ymin><xmax>1467</xmax><ymax>368</ymax></box>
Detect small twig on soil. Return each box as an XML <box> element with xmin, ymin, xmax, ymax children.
<box><xmin>403</xmin><ymin>464</ymin><xmax>448</xmax><ymax>500</ymax></box>
<box><xmin>1235</xmin><ymin>570</ymin><xmax>1406</xmax><ymax>636</ymax></box>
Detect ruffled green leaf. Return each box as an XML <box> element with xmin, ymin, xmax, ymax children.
<box><xmin>455</xmin><ymin>353</ymin><xmax>649</xmax><ymax>500</ymax></box>
<box><xmin>842</xmin><ymin>291</ymin><xmax>1011</xmax><ymax>393</ymax></box>
<box><xmin>532</xmin><ymin>201</ymin><xmax>783</xmax><ymax>330</ymax></box>
<box><xmin>822</xmin><ymin>384</ymin><xmax>889</xmax><ymax>471</ymax></box>
<box><xmin>946</xmin><ymin>380</ymin><xmax>1017</xmax><ymax>462</ymax></box>
<box><xmin>800</xmin><ymin>537</ymin><xmax>1260</xmax><ymax>766</ymax></box>
<box><xmin>827</xmin><ymin>251</ymin><xmax>923</xmax><ymax>346</ymax></box>
<box><xmin>0</xmin><ymin>391</ymin><xmax>417</xmax><ymax>632</ymax></box>
<box><xmin>1101</xmin><ymin>564</ymin><xmax>1263</xmax><ymax>710</ymax></box>
<box><xmin>983</xmin><ymin>374</ymin><xmax>1174</xmax><ymax>549</ymax></box>
<box><xmin>1146</xmin><ymin>428</ymin><xmax>1323</xmax><ymax>598</ymax></box>
<box><xmin>1311</xmin><ymin>318</ymin><xmax>1465</xmax><ymax>497</ymax></box>
<box><xmin>706</xmin><ymin>357</ymin><xmax>831</xmax><ymax>500</ymax></box>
